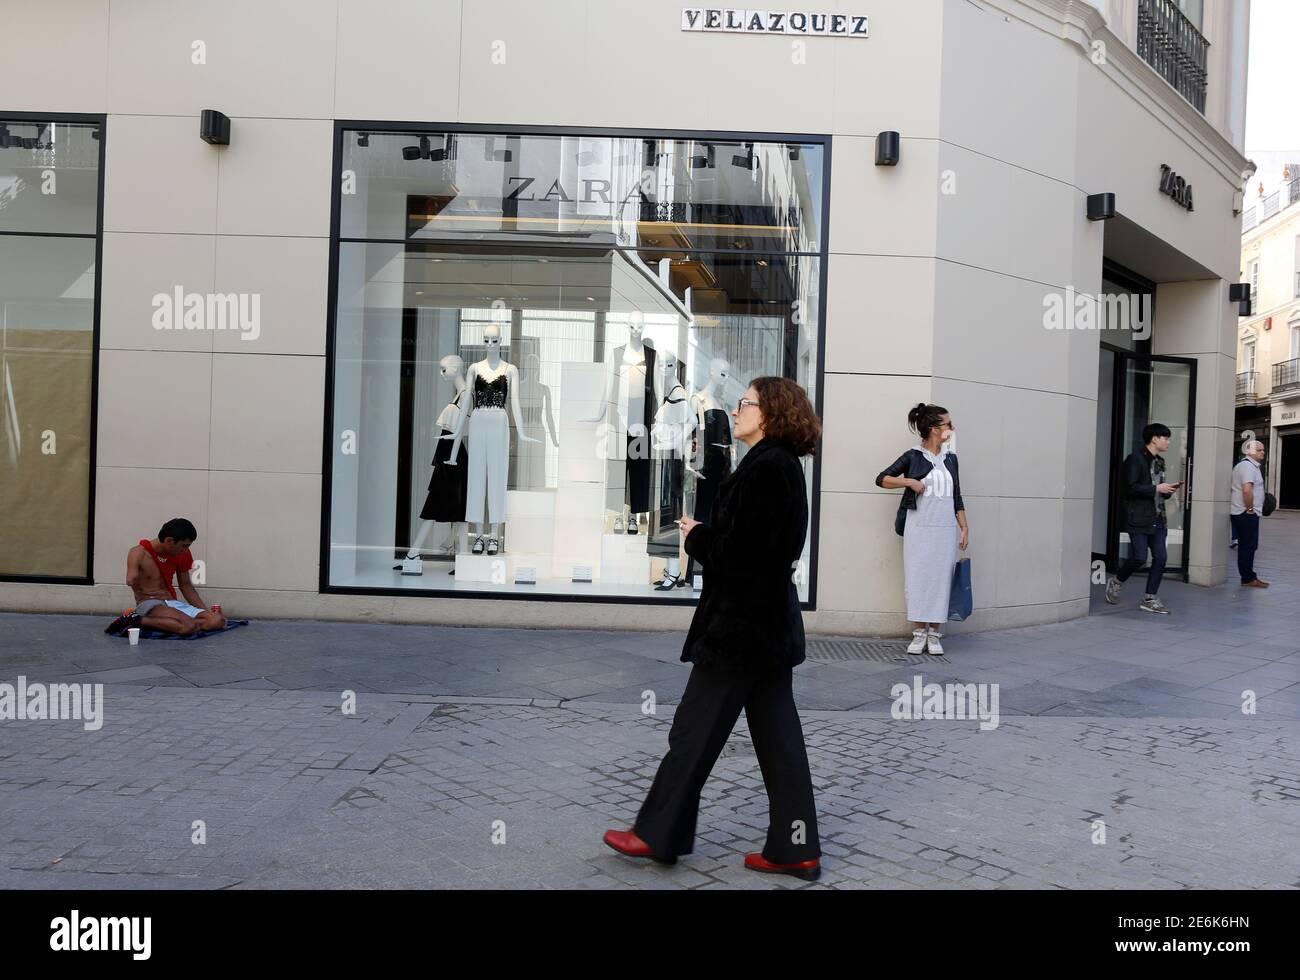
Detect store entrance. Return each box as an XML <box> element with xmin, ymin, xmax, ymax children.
<box><xmin>1100</xmin><ymin>352</ymin><xmax>1197</xmax><ymax>578</ymax></box>
<box><xmin>1280</xmin><ymin>432</ymin><xmax>1300</xmax><ymax>509</ymax></box>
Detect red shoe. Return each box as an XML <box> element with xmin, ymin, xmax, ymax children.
<box><xmin>602</xmin><ymin>829</ymin><xmax>675</xmax><ymax>865</ymax></box>
<box><xmin>744</xmin><ymin>852</ymin><xmax>821</xmax><ymax>881</ymax></box>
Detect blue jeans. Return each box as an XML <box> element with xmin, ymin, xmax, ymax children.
<box><xmin>1229</xmin><ymin>512</ymin><xmax>1260</xmax><ymax>584</ymax></box>
<box><xmin>1118</xmin><ymin>520</ymin><xmax>1167</xmax><ymax>595</ymax></box>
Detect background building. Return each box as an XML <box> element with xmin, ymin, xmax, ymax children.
<box><xmin>1237</xmin><ymin>154</ymin><xmax>1300</xmax><ymax>507</ymax></box>
<box><xmin>0</xmin><ymin>0</ymin><xmax>1251</xmax><ymax>634</ymax></box>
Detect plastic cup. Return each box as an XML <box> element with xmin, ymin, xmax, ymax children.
<box><xmin>127</xmin><ymin>627</ymin><xmax>140</xmax><ymax>646</ymax></box>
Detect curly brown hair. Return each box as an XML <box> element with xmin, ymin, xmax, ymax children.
<box><xmin>751</xmin><ymin>376</ymin><xmax>821</xmax><ymax>456</ymax></box>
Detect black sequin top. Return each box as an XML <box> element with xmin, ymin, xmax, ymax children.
<box><xmin>473</xmin><ymin>372</ymin><xmax>508</xmax><ymax>409</ymax></box>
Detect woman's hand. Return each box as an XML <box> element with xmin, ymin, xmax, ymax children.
<box><xmin>677</xmin><ymin>516</ymin><xmax>701</xmax><ymax>538</ymax></box>
<box><xmin>906</xmin><ymin>478</ymin><xmax>927</xmax><ymax>494</ymax></box>
<box><xmin>958</xmin><ymin>526</ymin><xmax>969</xmax><ymax>551</ymax></box>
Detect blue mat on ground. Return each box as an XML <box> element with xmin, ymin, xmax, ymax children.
<box><xmin>110</xmin><ymin>619</ymin><xmax>251</xmax><ymax>641</ymax></box>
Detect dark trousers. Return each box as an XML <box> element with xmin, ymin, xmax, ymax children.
<box><xmin>1229</xmin><ymin>512</ymin><xmax>1260</xmax><ymax>584</ymax></box>
<box><xmin>1118</xmin><ymin>520</ymin><xmax>1167</xmax><ymax>595</ymax></box>
<box><xmin>634</xmin><ymin>664</ymin><xmax>821</xmax><ymax>864</ymax></box>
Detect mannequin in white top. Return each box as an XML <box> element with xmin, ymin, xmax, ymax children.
<box><xmin>651</xmin><ymin>351</ymin><xmax>695</xmax><ymax>590</ymax></box>
<box><xmin>583</xmin><ymin>310</ymin><xmax>659</xmax><ymax>535</ymax></box>
<box><xmin>401</xmin><ymin>355</ymin><xmax>468</xmax><ymax>574</ymax></box>
<box><xmin>442</xmin><ymin>324</ymin><xmax>539</xmax><ymax>556</ymax></box>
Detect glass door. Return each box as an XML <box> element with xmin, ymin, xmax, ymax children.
<box><xmin>1106</xmin><ymin>353</ymin><xmax>1197</xmax><ymax>577</ymax></box>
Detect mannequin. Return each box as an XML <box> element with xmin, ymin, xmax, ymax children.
<box><xmin>684</xmin><ymin>357</ymin><xmax>734</xmax><ymax>586</ymax></box>
<box><xmin>400</xmin><ymin>355</ymin><xmax>469</xmax><ymax>575</ymax></box>
<box><xmin>584</xmin><ymin>311</ymin><xmax>658</xmax><ymax>535</ymax></box>
<box><xmin>516</xmin><ymin>352</ymin><xmax>559</xmax><ymax>489</ymax></box>
<box><xmin>649</xmin><ymin>352</ymin><xmax>694</xmax><ymax>590</ymax></box>
<box><xmin>443</xmin><ymin>324</ymin><xmax>539</xmax><ymax>555</ymax></box>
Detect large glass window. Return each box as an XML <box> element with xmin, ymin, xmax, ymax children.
<box><xmin>327</xmin><ymin>129</ymin><xmax>825</xmax><ymax>601</ymax></box>
<box><xmin>0</xmin><ymin>118</ymin><xmax>100</xmax><ymax>579</ymax></box>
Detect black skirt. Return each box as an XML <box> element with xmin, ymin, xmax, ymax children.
<box><xmin>419</xmin><ymin>428</ymin><xmax>468</xmax><ymax>522</ymax></box>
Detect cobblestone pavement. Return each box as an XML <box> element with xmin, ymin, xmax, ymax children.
<box><xmin>0</xmin><ymin>513</ymin><xmax>1297</xmax><ymax>889</ymax></box>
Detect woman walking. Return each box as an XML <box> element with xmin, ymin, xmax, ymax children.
<box><xmin>603</xmin><ymin>376</ymin><xmax>823</xmax><ymax>880</ymax></box>
<box><xmin>876</xmin><ymin>403</ymin><xmax>969</xmax><ymax>656</ymax></box>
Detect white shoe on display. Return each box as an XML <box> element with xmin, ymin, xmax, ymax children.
<box><xmin>628</xmin><ymin>515</ymin><xmax>638</xmax><ymax>535</ymax></box>
<box><xmin>472</xmin><ymin>536</ymin><xmax>485</xmax><ymax>555</ymax></box>
<box><xmin>906</xmin><ymin>629</ymin><xmax>928</xmax><ymax>655</ymax></box>
<box><xmin>613</xmin><ymin>515</ymin><xmax>624</xmax><ymax>533</ymax></box>
<box><xmin>486</xmin><ymin>537</ymin><xmax>499</xmax><ymax>556</ymax></box>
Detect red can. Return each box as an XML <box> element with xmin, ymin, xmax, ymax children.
<box><xmin>211</xmin><ymin>604</ymin><xmax>223</xmax><ymax>616</ymax></box>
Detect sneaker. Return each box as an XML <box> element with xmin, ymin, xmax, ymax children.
<box><xmin>105</xmin><ymin>611</ymin><xmax>142</xmax><ymax>636</ymax></box>
<box><xmin>906</xmin><ymin>629</ymin><xmax>928</xmax><ymax>655</ymax></box>
<box><xmin>486</xmin><ymin>537</ymin><xmax>499</xmax><ymax>556</ymax></box>
<box><xmin>926</xmin><ymin>629</ymin><xmax>945</xmax><ymax>656</ymax></box>
<box><xmin>1104</xmin><ymin>575</ymin><xmax>1121</xmax><ymax>605</ymax></box>
<box><xmin>627</xmin><ymin>515</ymin><xmax>638</xmax><ymax>535</ymax></box>
<box><xmin>613</xmin><ymin>515</ymin><xmax>624</xmax><ymax>533</ymax></box>
<box><xmin>471</xmin><ymin>535</ymin><xmax>485</xmax><ymax>555</ymax></box>
<box><xmin>1139</xmin><ymin>595</ymin><xmax>1170</xmax><ymax>615</ymax></box>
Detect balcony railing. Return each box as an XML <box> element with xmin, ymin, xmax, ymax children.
<box><xmin>1137</xmin><ymin>0</ymin><xmax>1209</xmax><ymax>114</ymax></box>
<box><xmin>1243</xmin><ymin>178</ymin><xmax>1300</xmax><ymax>233</ymax></box>
<box><xmin>1274</xmin><ymin>358</ymin><xmax>1300</xmax><ymax>394</ymax></box>
<box><xmin>1236</xmin><ymin>371</ymin><xmax>1259</xmax><ymax>405</ymax></box>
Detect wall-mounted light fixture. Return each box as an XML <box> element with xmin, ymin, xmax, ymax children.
<box><xmin>875</xmin><ymin>131</ymin><xmax>900</xmax><ymax>166</ymax></box>
<box><xmin>199</xmin><ymin>109</ymin><xmax>230</xmax><ymax>145</ymax></box>
<box><xmin>1086</xmin><ymin>192</ymin><xmax>1115</xmax><ymax>221</ymax></box>
<box><xmin>1228</xmin><ymin>282</ymin><xmax>1252</xmax><ymax>317</ymax></box>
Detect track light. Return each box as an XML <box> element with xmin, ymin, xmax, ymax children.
<box><xmin>689</xmin><ymin>145</ymin><xmax>715</xmax><ymax>169</ymax></box>
<box><xmin>732</xmin><ymin>143</ymin><xmax>756</xmax><ymax>169</ymax></box>
<box><xmin>356</xmin><ymin>132</ymin><xmax>369</xmax><ymax>147</ymax></box>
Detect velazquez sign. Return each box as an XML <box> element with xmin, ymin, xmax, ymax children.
<box><xmin>682</xmin><ymin>8</ymin><xmax>870</xmax><ymax>37</ymax></box>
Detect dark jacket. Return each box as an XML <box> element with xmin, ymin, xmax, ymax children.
<box><xmin>681</xmin><ymin>437</ymin><xmax>808</xmax><ymax>673</ymax></box>
<box><xmin>875</xmin><ymin>449</ymin><xmax>966</xmax><ymax>527</ymax></box>
<box><xmin>1120</xmin><ymin>448</ymin><xmax>1171</xmax><ymax>534</ymax></box>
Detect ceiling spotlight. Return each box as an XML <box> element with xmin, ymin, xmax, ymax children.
<box><xmin>731</xmin><ymin>143</ymin><xmax>756</xmax><ymax>169</ymax></box>
<box><xmin>689</xmin><ymin>145</ymin><xmax>715</xmax><ymax>169</ymax></box>
<box><xmin>402</xmin><ymin>135</ymin><xmax>432</xmax><ymax>161</ymax></box>
<box><xmin>484</xmin><ymin>138</ymin><xmax>512</xmax><ymax>162</ymax></box>
<box><xmin>788</xmin><ymin>146</ymin><xmax>801</xmax><ymax>161</ymax></box>
<box><xmin>356</xmin><ymin>132</ymin><xmax>370</xmax><ymax>147</ymax></box>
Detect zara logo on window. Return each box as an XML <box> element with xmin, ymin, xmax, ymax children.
<box><xmin>681</xmin><ymin>8</ymin><xmax>870</xmax><ymax>38</ymax></box>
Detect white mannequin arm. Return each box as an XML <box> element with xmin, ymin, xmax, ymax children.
<box><xmin>510</xmin><ymin>364</ymin><xmax>540</xmax><ymax>443</ymax></box>
<box><xmin>443</xmin><ymin>367</ymin><xmax>475</xmax><ymax>464</ymax></box>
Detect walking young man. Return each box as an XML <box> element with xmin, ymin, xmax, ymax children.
<box><xmin>1229</xmin><ymin>440</ymin><xmax>1269</xmax><ymax>589</ymax></box>
<box><xmin>1105</xmin><ymin>423</ymin><xmax>1180</xmax><ymax>614</ymax></box>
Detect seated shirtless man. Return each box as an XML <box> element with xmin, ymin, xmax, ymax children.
<box><xmin>106</xmin><ymin>517</ymin><xmax>228</xmax><ymax>636</ymax></box>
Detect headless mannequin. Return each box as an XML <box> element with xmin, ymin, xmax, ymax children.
<box><xmin>402</xmin><ymin>355</ymin><xmax>468</xmax><ymax>573</ymax></box>
<box><xmin>684</xmin><ymin>358</ymin><xmax>734</xmax><ymax>586</ymax></box>
<box><xmin>442</xmin><ymin>323</ymin><xmax>539</xmax><ymax>553</ymax></box>
<box><xmin>653</xmin><ymin>352</ymin><xmax>692</xmax><ymax>590</ymax></box>
<box><xmin>584</xmin><ymin>311</ymin><xmax>659</xmax><ymax>535</ymax></box>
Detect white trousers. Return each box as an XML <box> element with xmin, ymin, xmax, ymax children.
<box><xmin>466</xmin><ymin>409</ymin><xmax>508</xmax><ymax>525</ymax></box>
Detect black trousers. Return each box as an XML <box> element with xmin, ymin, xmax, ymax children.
<box><xmin>1230</xmin><ymin>512</ymin><xmax>1260</xmax><ymax>583</ymax></box>
<box><xmin>633</xmin><ymin>663</ymin><xmax>821</xmax><ymax>863</ymax></box>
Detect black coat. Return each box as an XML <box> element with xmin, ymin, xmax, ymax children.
<box><xmin>681</xmin><ymin>437</ymin><xmax>808</xmax><ymax>673</ymax></box>
<box><xmin>1120</xmin><ymin>448</ymin><xmax>1172</xmax><ymax>534</ymax></box>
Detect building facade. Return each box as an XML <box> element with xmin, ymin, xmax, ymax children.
<box><xmin>0</xmin><ymin>0</ymin><xmax>1251</xmax><ymax>634</ymax></box>
<box><xmin>1237</xmin><ymin>158</ymin><xmax>1300</xmax><ymax>509</ymax></box>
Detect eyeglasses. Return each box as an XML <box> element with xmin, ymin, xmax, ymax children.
<box><xmin>736</xmin><ymin>398</ymin><xmax>760</xmax><ymax>412</ymax></box>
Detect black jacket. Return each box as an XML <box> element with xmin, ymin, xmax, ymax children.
<box><xmin>875</xmin><ymin>449</ymin><xmax>966</xmax><ymax>519</ymax></box>
<box><xmin>681</xmin><ymin>437</ymin><xmax>808</xmax><ymax>673</ymax></box>
<box><xmin>1120</xmin><ymin>448</ymin><xmax>1171</xmax><ymax>534</ymax></box>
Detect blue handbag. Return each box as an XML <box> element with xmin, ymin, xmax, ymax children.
<box><xmin>948</xmin><ymin>558</ymin><xmax>973</xmax><ymax>622</ymax></box>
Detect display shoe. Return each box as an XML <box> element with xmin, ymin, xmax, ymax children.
<box><xmin>613</xmin><ymin>515</ymin><xmax>624</xmax><ymax>533</ymax></box>
<box><xmin>602</xmin><ymin>829</ymin><xmax>675</xmax><ymax>865</ymax></box>
<box><xmin>743</xmin><ymin>852</ymin><xmax>821</xmax><ymax>881</ymax></box>
<box><xmin>486</xmin><ymin>537</ymin><xmax>499</xmax><ymax>556</ymax></box>
<box><xmin>654</xmin><ymin>573</ymin><xmax>681</xmax><ymax>591</ymax></box>
<box><xmin>925</xmin><ymin>629</ymin><xmax>945</xmax><ymax>657</ymax></box>
<box><xmin>906</xmin><ymin>629</ymin><xmax>928</xmax><ymax>655</ymax></box>
<box><xmin>627</xmin><ymin>515</ymin><xmax>638</xmax><ymax>535</ymax></box>
<box><xmin>471</xmin><ymin>535</ymin><xmax>485</xmax><ymax>555</ymax></box>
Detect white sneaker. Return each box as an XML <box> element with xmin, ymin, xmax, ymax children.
<box><xmin>613</xmin><ymin>514</ymin><xmax>624</xmax><ymax>533</ymax></box>
<box><xmin>1104</xmin><ymin>575</ymin><xmax>1121</xmax><ymax>604</ymax></box>
<box><xmin>926</xmin><ymin>629</ymin><xmax>945</xmax><ymax>656</ymax></box>
<box><xmin>1139</xmin><ymin>595</ymin><xmax>1170</xmax><ymax>615</ymax></box>
<box><xmin>906</xmin><ymin>629</ymin><xmax>928</xmax><ymax>655</ymax></box>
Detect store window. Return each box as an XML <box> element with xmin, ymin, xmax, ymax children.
<box><xmin>0</xmin><ymin>117</ymin><xmax>101</xmax><ymax>580</ymax></box>
<box><xmin>326</xmin><ymin>128</ymin><xmax>826</xmax><ymax>601</ymax></box>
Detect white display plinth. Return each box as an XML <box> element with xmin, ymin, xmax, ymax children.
<box><xmin>600</xmin><ymin>532</ymin><xmax>650</xmax><ymax>585</ymax></box>
<box><xmin>454</xmin><ymin>552</ymin><xmax>554</xmax><ymax>583</ymax></box>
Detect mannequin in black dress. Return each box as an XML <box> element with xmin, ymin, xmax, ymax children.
<box><xmin>401</xmin><ymin>355</ymin><xmax>469</xmax><ymax>574</ymax></box>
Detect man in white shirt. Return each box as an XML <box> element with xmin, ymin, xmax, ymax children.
<box><xmin>1228</xmin><ymin>440</ymin><xmax>1268</xmax><ymax>588</ymax></box>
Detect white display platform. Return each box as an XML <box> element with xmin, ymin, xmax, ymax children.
<box><xmin>600</xmin><ymin>532</ymin><xmax>650</xmax><ymax>585</ymax></box>
<box><xmin>454</xmin><ymin>552</ymin><xmax>553</xmax><ymax>584</ymax></box>
<box><xmin>504</xmin><ymin>489</ymin><xmax>556</xmax><ymax>555</ymax></box>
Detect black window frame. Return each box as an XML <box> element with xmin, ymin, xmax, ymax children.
<box><xmin>0</xmin><ymin>110</ymin><xmax>105</xmax><ymax>586</ymax></box>
<box><xmin>319</xmin><ymin>120</ymin><xmax>831</xmax><ymax>609</ymax></box>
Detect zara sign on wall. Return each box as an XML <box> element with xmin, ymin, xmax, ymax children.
<box><xmin>682</xmin><ymin>8</ymin><xmax>870</xmax><ymax>37</ymax></box>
